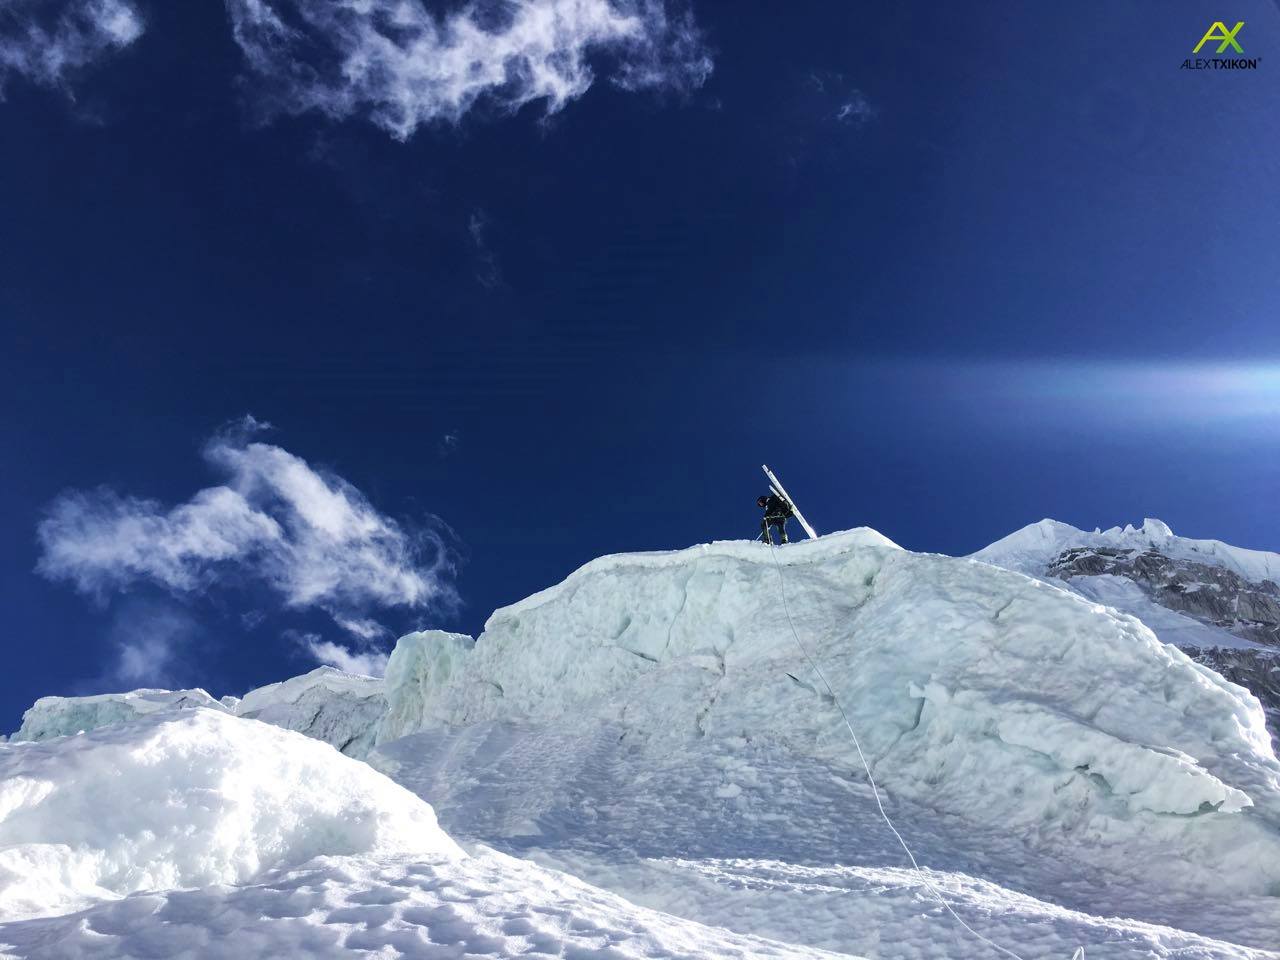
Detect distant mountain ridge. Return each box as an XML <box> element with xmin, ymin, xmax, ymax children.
<box><xmin>973</xmin><ymin>517</ymin><xmax>1280</xmax><ymax>586</ymax></box>
<box><xmin>973</xmin><ymin>518</ymin><xmax>1280</xmax><ymax>741</ymax></box>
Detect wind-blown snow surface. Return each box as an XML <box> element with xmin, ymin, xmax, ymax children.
<box><xmin>0</xmin><ymin>710</ymin><xmax>847</xmax><ymax>960</ymax></box>
<box><xmin>0</xmin><ymin>709</ymin><xmax>459</xmax><ymax>922</ymax></box>
<box><xmin>377</xmin><ymin>719</ymin><xmax>1280</xmax><ymax>958</ymax></box>
<box><xmin>0</xmin><ymin>847</ymin><xmax>845</xmax><ymax>960</ymax></box>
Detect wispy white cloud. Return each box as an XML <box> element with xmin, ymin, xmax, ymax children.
<box><xmin>36</xmin><ymin>417</ymin><xmax>457</xmax><ymax>628</ymax></box>
<box><xmin>223</xmin><ymin>0</ymin><xmax>712</xmax><ymax>140</ymax></box>
<box><xmin>0</xmin><ymin>0</ymin><xmax>143</xmax><ymax>94</ymax></box>
<box><xmin>333</xmin><ymin>615</ymin><xmax>390</xmax><ymax>641</ymax></box>
<box><xmin>300</xmin><ymin>635</ymin><xmax>390</xmax><ymax>678</ymax></box>
<box><xmin>38</xmin><ymin>485</ymin><xmax>282</xmax><ymax>595</ymax></box>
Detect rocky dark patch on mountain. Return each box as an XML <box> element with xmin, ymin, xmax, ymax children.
<box><xmin>1047</xmin><ymin>547</ymin><xmax>1280</xmax><ymax>647</ymax></box>
<box><xmin>1189</xmin><ymin>647</ymin><xmax>1280</xmax><ymax>743</ymax></box>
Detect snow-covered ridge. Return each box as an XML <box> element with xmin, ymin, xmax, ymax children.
<box><xmin>494</xmin><ymin>527</ymin><xmax>904</xmax><ymax>621</ymax></box>
<box><xmin>974</xmin><ymin>517</ymin><xmax>1280</xmax><ymax>585</ymax></box>
<box><xmin>238</xmin><ymin>665</ymin><xmax>383</xmax><ymax>712</ymax></box>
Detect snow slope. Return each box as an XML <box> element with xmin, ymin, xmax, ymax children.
<box><xmin>376</xmin><ymin>719</ymin><xmax>1280</xmax><ymax>958</ymax></box>
<box><xmin>0</xmin><ymin>848</ymin><xmax>847</xmax><ymax>960</ymax></box>
<box><xmin>0</xmin><ymin>709</ymin><xmax>849</xmax><ymax>960</ymax></box>
<box><xmin>375</xmin><ymin>530</ymin><xmax>1280</xmax><ymax>898</ymax></box>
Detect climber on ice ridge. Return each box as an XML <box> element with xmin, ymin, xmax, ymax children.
<box><xmin>758</xmin><ymin>492</ymin><xmax>794</xmax><ymax>545</ymax></box>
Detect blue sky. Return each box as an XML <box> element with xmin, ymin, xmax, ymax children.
<box><xmin>2</xmin><ymin>1</ymin><xmax>1278</xmax><ymax>728</ymax></box>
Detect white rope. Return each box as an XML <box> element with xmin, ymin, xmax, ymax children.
<box><xmin>764</xmin><ymin>539</ymin><xmax>1084</xmax><ymax>960</ymax></box>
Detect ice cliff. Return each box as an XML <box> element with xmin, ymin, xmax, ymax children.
<box><xmin>377</xmin><ymin>529</ymin><xmax>1280</xmax><ymax>895</ymax></box>
<box><xmin>236</xmin><ymin>666</ymin><xmax>385</xmax><ymax>757</ymax></box>
<box><xmin>12</xmin><ymin>688</ymin><xmax>226</xmax><ymax>742</ymax></box>
<box><xmin>12</xmin><ymin>667</ymin><xmax>384</xmax><ymax>758</ymax></box>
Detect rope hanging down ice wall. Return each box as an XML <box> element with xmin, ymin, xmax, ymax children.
<box><xmin>758</xmin><ymin>469</ymin><xmax>1083</xmax><ymax>960</ymax></box>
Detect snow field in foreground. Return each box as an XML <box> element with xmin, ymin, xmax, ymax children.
<box><xmin>0</xmin><ymin>850</ymin><xmax>851</xmax><ymax>960</ymax></box>
<box><xmin>0</xmin><ymin>709</ymin><xmax>461</xmax><ymax>921</ymax></box>
<box><xmin>376</xmin><ymin>718</ymin><xmax>1280</xmax><ymax>959</ymax></box>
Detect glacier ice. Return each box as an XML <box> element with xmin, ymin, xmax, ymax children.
<box><xmin>12</xmin><ymin>668</ymin><xmax>387</xmax><ymax>758</ymax></box>
<box><xmin>237</xmin><ymin>666</ymin><xmax>386</xmax><ymax>757</ymax></box>
<box><xmin>376</xmin><ymin>529</ymin><xmax>1280</xmax><ymax>895</ymax></box>
<box><xmin>11</xmin><ymin>688</ymin><xmax>226</xmax><ymax>742</ymax></box>
<box><xmin>378</xmin><ymin>629</ymin><xmax>476</xmax><ymax>744</ymax></box>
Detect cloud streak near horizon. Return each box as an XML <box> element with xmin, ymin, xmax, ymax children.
<box><xmin>35</xmin><ymin>420</ymin><xmax>457</xmax><ymax>643</ymax></box>
<box><xmin>0</xmin><ymin>0</ymin><xmax>143</xmax><ymax>94</ymax></box>
<box><xmin>224</xmin><ymin>0</ymin><xmax>712</xmax><ymax>139</ymax></box>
